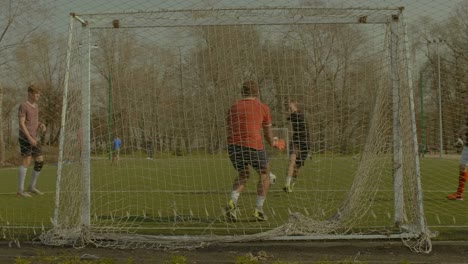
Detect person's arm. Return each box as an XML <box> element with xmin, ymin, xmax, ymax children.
<box><xmin>261</xmin><ymin>103</ymin><xmax>285</xmax><ymax>150</ymax></box>
<box><xmin>263</xmin><ymin>124</ymin><xmax>275</xmax><ymax>147</ymax></box>
<box><xmin>264</xmin><ymin>124</ymin><xmax>285</xmax><ymax>150</ymax></box>
<box><xmin>262</xmin><ymin>104</ymin><xmax>275</xmax><ymax>146</ymax></box>
<box><xmin>38</xmin><ymin>122</ymin><xmax>46</xmax><ymax>133</ymax></box>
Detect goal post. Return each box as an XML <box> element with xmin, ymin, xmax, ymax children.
<box><xmin>42</xmin><ymin>7</ymin><xmax>432</xmax><ymax>252</ymax></box>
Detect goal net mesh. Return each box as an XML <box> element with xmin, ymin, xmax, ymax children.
<box><xmin>40</xmin><ymin>7</ymin><xmax>433</xmax><ymax>252</ymax></box>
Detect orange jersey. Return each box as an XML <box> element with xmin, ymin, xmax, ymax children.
<box><xmin>226</xmin><ymin>98</ymin><xmax>272</xmax><ymax>150</ymax></box>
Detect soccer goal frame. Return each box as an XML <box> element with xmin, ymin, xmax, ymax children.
<box><xmin>45</xmin><ymin>6</ymin><xmax>432</xmax><ymax>253</ymax></box>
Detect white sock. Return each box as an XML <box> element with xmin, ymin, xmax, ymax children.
<box><xmin>285</xmin><ymin>176</ymin><xmax>292</xmax><ymax>186</ymax></box>
<box><xmin>230</xmin><ymin>191</ymin><xmax>240</xmax><ymax>204</ymax></box>
<box><xmin>291</xmin><ymin>177</ymin><xmax>297</xmax><ymax>185</ymax></box>
<box><xmin>256</xmin><ymin>196</ymin><xmax>265</xmax><ymax>211</ymax></box>
<box><xmin>29</xmin><ymin>170</ymin><xmax>41</xmax><ymax>190</ymax></box>
<box><xmin>18</xmin><ymin>166</ymin><xmax>27</xmax><ymax>193</ymax></box>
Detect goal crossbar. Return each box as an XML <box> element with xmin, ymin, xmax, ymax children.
<box><xmin>71</xmin><ymin>7</ymin><xmax>403</xmax><ymax>28</ymax></box>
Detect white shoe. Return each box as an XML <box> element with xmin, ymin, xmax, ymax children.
<box><xmin>269</xmin><ymin>172</ymin><xmax>276</xmax><ymax>185</ymax></box>
<box><xmin>28</xmin><ymin>188</ymin><xmax>44</xmax><ymax>195</ymax></box>
<box><xmin>17</xmin><ymin>192</ymin><xmax>32</xmax><ymax>197</ymax></box>
<box><xmin>253</xmin><ymin>208</ymin><xmax>268</xmax><ymax>221</ymax></box>
<box><xmin>225</xmin><ymin>200</ymin><xmax>238</xmax><ymax>222</ymax></box>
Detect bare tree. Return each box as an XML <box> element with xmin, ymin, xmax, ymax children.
<box><xmin>93</xmin><ymin>29</ymin><xmax>183</xmax><ymax>153</ymax></box>
<box><xmin>0</xmin><ymin>0</ymin><xmax>51</xmax><ymax>165</ymax></box>
<box><xmin>188</xmin><ymin>25</ymin><xmax>264</xmax><ymax>153</ymax></box>
<box><xmin>413</xmin><ymin>2</ymin><xmax>468</xmax><ymax>153</ymax></box>
<box><xmin>14</xmin><ymin>32</ymin><xmax>66</xmax><ymax>145</ymax></box>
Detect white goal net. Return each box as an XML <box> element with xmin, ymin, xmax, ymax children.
<box><xmin>41</xmin><ymin>7</ymin><xmax>433</xmax><ymax>252</ymax></box>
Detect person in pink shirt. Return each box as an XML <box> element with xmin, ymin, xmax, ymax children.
<box><xmin>17</xmin><ymin>84</ymin><xmax>46</xmax><ymax>197</ymax></box>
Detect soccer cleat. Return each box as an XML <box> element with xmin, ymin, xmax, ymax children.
<box><xmin>283</xmin><ymin>182</ymin><xmax>295</xmax><ymax>193</ymax></box>
<box><xmin>447</xmin><ymin>193</ymin><xmax>463</xmax><ymax>201</ymax></box>
<box><xmin>225</xmin><ymin>200</ymin><xmax>238</xmax><ymax>222</ymax></box>
<box><xmin>269</xmin><ymin>172</ymin><xmax>276</xmax><ymax>185</ymax></box>
<box><xmin>17</xmin><ymin>192</ymin><xmax>32</xmax><ymax>198</ymax></box>
<box><xmin>28</xmin><ymin>188</ymin><xmax>44</xmax><ymax>195</ymax></box>
<box><xmin>253</xmin><ymin>209</ymin><xmax>268</xmax><ymax>221</ymax></box>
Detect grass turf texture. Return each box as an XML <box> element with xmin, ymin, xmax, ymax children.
<box><xmin>0</xmin><ymin>153</ymin><xmax>467</xmax><ymax>240</ymax></box>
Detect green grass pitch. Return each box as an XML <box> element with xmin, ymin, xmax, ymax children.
<box><xmin>0</xmin><ymin>154</ymin><xmax>467</xmax><ymax>239</ymax></box>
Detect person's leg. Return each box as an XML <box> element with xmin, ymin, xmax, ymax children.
<box><xmin>225</xmin><ymin>168</ymin><xmax>248</xmax><ymax>221</ymax></box>
<box><xmin>28</xmin><ymin>153</ymin><xmax>44</xmax><ymax>194</ymax></box>
<box><xmin>286</xmin><ymin>152</ymin><xmax>297</xmax><ymax>184</ymax></box>
<box><xmin>284</xmin><ymin>145</ymin><xmax>298</xmax><ymax>192</ymax></box>
<box><xmin>458</xmin><ymin>164</ymin><xmax>468</xmax><ymax>195</ymax></box>
<box><xmin>231</xmin><ymin>168</ymin><xmax>249</xmax><ymax>196</ymax></box>
<box><xmin>18</xmin><ymin>155</ymin><xmax>32</xmax><ymax>195</ymax></box>
<box><xmin>252</xmin><ymin>150</ymin><xmax>269</xmax><ymax>220</ymax></box>
<box><xmin>447</xmin><ymin>164</ymin><xmax>468</xmax><ymax>200</ymax></box>
<box><xmin>448</xmin><ymin>146</ymin><xmax>468</xmax><ymax>200</ymax></box>
<box><xmin>225</xmin><ymin>169</ymin><xmax>248</xmax><ymax>221</ymax></box>
<box><xmin>291</xmin><ymin>148</ymin><xmax>308</xmax><ymax>184</ymax></box>
<box><xmin>226</xmin><ymin>145</ymin><xmax>249</xmax><ymax>221</ymax></box>
<box><xmin>18</xmin><ymin>137</ymin><xmax>33</xmax><ymax>196</ymax></box>
<box><xmin>292</xmin><ymin>163</ymin><xmax>301</xmax><ymax>182</ymax></box>
<box><xmin>256</xmin><ymin>165</ymin><xmax>270</xmax><ymax>205</ymax></box>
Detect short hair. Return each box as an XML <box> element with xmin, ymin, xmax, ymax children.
<box><xmin>27</xmin><ymin>84</ymin><xmax>40</xmax><ymax>94</ymax></box>
<box><xmin>241</xmin><ymin>80</ymin><xmax>259</xmax><ymax>97</ymax></box>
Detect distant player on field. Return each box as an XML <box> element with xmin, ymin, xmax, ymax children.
<box><xmin>112</xmin><ymin>135</ymin><xmax>122</xmax><ymax>164</ymax></box>
<box><xmin>17</xmin><ymin>84</ymin><xmax>47</xmax><ymax>197</ymax></box>
<box><xmin>225</xmin><ymin>80</ymin><xmax>285</xmax><ymax>221</ymax></box>
<box><xmin>144</xmin><ymin>137</ymin><xmax>153</xmax><ymax>160</ymax></box>
<box><xmin>283</xmin><ymin>100</ymin><xmax>311</xmax><ymax>193</ymax></box>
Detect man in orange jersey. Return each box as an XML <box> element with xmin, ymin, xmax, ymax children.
<box><xmin>225</xmin><ymin>80</ymin><xmax>285</xmax><ymax>221</ymax></box>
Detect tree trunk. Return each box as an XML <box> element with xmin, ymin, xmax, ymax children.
<box><xmin>0</xmin><ymin>82</ymin><xmax>5</xmax><ymax>166</ymax></box>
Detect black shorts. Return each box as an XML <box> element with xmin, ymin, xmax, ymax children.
<box><xmin>19</xmin><ymin>137</ymin><xmax>42</xmax><ymax>157</ymax></box>
<box><xmin>228</xmin><ymin>144</ymin><xmax>268</xmax><ymax>172</ymax></box>
<box><xmin>290</xmin><ymin>142</ymin><xmax>309</xmax><ymax>167</ymax></box>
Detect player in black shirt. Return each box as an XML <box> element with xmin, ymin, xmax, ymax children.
<box><xmin>283</xmin><ymin>100</ymin><xmax>311</xmax><ymax>193</ymax></box>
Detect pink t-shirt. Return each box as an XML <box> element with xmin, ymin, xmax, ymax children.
<box><xmin>18</xmin><ymin>102</ymin><xmax>39</xmax><ymax>140</ymax></box>
<box><xmin>226</xmin><ymin>98</ymin><xmax>272</xmax><ymax>150</ymax></box>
